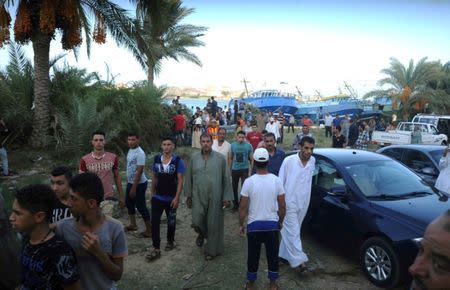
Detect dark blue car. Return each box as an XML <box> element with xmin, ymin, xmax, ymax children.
<box><xmin>304</xmin><ymin>149</ymin><xmax>449</xmax><ymax>288</ymax></box>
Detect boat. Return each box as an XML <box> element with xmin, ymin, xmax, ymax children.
<box><xmin>229</xmin><ymin>89</ymin><xmax>299</xmax><ymax>115</ymax></box>
<box><xmin>296</xmin><ymin>94</ymin><xmax>363</xmax><ymax>121</ymax></box>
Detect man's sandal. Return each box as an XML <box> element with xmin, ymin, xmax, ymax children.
<box><xmin>196</xmin><ymin>235</ymin><xmax>204</xmax><ymax>247</ymax></box>
<box><xmin>164</xmin><ymin>243</ymin><xmax>175</xmax><ymax>251</ymax></box>
<box><xmin>124</xmin><ymin>225</ymin><xmax>138</xmax><ymax>232</ymax></box>
<box><xmin>145</xmin><ymin>249</ymin><xmax>161</xmax><ymax>262</ymax></box>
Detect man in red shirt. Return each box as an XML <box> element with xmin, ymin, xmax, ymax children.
<box><xmin>246</xmin><ymin>124</ymin><xmax>263</xmax><ymax>150</ymax></box>
<box><xmin>173</xmin><ymin>110</ymin><xmax>187</xmax><ymax>146</ymax></box>
<box><xmin>80</xmin><ymin>131</ymin><xmax>124</xmax><ymax>205</ymax></box>
<box><xmin>303</xmin><ymin>115</ymin><xmax>313</xmax><ymax>127</ymax></box>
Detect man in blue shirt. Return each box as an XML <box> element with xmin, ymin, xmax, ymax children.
<box><xmin>332</xmin><ymin>114</ymin><xmax>341</xmax><ymax>129</ymax></box>
<box><xmin>231</xmin><ymin>131</ymin><xmax>253</xmax><ymax>210</ymax></box>
<box><xmin>147</xmin><ymin>137</ymin><xmax>186</xmax><ymax>261</ymax></box>
<box><xmin>262</xmin><ymin>132</ymin><xmax>285</xmax><ymax>176</ymax></box>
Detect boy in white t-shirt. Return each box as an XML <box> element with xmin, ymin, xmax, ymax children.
<box><xmin>239</xmin><ymin>148</ymin><xmax>286</xmax><ymax>290</ymax></box>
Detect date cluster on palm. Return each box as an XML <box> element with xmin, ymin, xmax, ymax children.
<box><xmin>0</xmin><ymin>0</ymin><xmax>107</xmax><ymax>49</ymax></box>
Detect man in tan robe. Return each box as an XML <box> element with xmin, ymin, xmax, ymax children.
<box><xmin>185</xmin><ymin>133</ymin><xmax>232</xmax><ymax>260</ymax></box>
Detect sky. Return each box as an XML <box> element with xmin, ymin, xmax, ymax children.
<box><xmin>1</xmin><ymin>0</ymin><xmax>450</xmax><ymax>97</ymax></box>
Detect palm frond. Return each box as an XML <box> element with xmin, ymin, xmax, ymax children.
<box><xmin>82</xmin><ymin>0</ymin><xmax>147</xmax><ymax>68</ymax></box>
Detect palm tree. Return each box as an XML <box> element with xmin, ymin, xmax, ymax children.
<box><xmin>0</xmin><ymin>0</ymin><xmax>145</xmax><ymax>148</ymax></box>
<box><xmin>364</xmin><ymin>57</ymin><xmax>443</xmax><ymax>120</ymax></box>
<box><xmin>134</xmin><ymin>0</ymin><xmax>207</xmax><ymax>83</ymax></box>
<box><xmin>425</xmin><ymin>61</ymin><xmax>450</xmax><ymax>114</ymax></box>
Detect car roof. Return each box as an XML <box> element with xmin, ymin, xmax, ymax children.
<box><xmin>313</xmin><ymin>148</ymin><xmax>392</xmax><ymax>165</ymax></box>
<box><xmin>377</xmin><ymin>144</ymin><xmax>446</xmax><ymax>153</ymax></box>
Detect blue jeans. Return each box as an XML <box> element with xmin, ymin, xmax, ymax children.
<box><xmin>0</xmin><ymin>147</ymin><xmax>8</xmax><ymax>175</ymax></box>
<box><xmin>125</xmin><ymin>182</ymin><xmax>150</xmax><ymax>221</ymax></box>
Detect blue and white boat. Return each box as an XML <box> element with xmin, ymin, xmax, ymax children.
<box><xmin>296</xmin><ymin>94</ymin><xmax>364</xmax><ymax>121</ymax></box>
<box><xmin>229</xmin><ymin>89</ymin><xmax>299</xmax><ymax>115</ymax></box>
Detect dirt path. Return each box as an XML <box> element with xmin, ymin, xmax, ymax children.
<box><xmin>118</xmin><ymin>203</ymin><xmax>380</xmax><ymax>290</ymax></box>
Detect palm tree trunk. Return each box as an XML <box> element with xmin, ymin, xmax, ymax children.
<box><xmin>30</xmin><ymin>32</ymin><xmax>52</xmax><ymax>148</ymax></box>
<box><xmin>147</xmin><ymin>64</ymin><xmax>155</xmax><ymax>84</ymax></box>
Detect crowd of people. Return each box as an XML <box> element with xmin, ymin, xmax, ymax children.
<box><xmin>1</xmin><ymin>99</ymin><xmax>449</xmax><ymax>289</ymax></box>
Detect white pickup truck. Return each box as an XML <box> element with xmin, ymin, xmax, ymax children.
<box><xmin>372</xmin><ymin>122</ymin><xmax>448</xmax><ymax>146</ymax></box>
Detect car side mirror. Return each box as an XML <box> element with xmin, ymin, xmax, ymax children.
<box><xmin>421</xmin><ymin>167</ymin><xmax>437</xmax><ymax>176</ymax></box>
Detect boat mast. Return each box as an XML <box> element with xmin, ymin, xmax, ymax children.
<box><xmin>241</xmin><ymin>77</ymin><xmax>250</xmax><ymax>97</ymax></box>
<box><xmin>344</xmin><ymin>81</ymin><xmax>358</xmax><ymax>98</ymax></box>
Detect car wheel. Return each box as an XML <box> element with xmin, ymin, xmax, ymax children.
<box><xmin>360</xmin><ymin>237</ymin><xmax>402</xmax><ymax>288</ymax></box>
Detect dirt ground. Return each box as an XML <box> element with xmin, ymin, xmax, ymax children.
<box><xmin>117</xmin><ymin>202</ymin><xmax>381</xmax><ymax>290</ymax></box>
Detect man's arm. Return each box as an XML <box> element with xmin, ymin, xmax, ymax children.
<box><xmin>239</xmin><ymin>196</ymin><xmax>249</xmax><ymax>235</ymax></box>
<box><xmin>113</xmin><ymin>167</ymin><xmax>124</xmax><ymax>206</ymax></box>
<box><xmin>129</xmin><ymin>165</ymin><xmax>144</xmax><ymax>198</ymax></box>
<box><xmin>81</xmin><ymin>232</ymin><xmax>124</xmax><ymax>281</ymax></box>
<box><xmin>277</xmin><ymin>194</ymin><xmax>286</xmax><ymax>226</ymax></box>
<box><xmin>151</xmin><ymin>171</ymin><xmax>158</xmax><ymax>196</ymax></box>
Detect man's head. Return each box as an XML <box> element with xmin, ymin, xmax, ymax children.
<box><xmin>10</xmin><ymin>184</ymin><xmax>57</xmax><ymax>232</ymax></box>
<box><xmin>335</xmin><ymin>114</ymin><xmax>340</xmax><ymax>119</ymax></box>
<box><xmin>91</xmin><ymin>130</ymin><xmax>106</xmax><ymax>151</ymax></box>
<box><xmin>269</xmin><ymin>117</ymin><xmax>275</xmax><ymax>124</ymax></box>
<box><xmin>177</xmin><ymin>109</ymin><xmax>182</xmax><ymax>115</ymax></box>
<box><xmin>237</xmin><ymin>131</ymin><xmax>246</xmax><ymax>143</ymax></box>
<box><xmin>253</xmin><ymin>148</ymin><xmax>269</xmax><ymax>170</ymax></box>
<box><xmin>251</xmin><ymin>123</ymin><xmax>258</xmax><ymax>132</ymax></box>
<box><xmin>127</xmin><ymin>132</ymin><xmax>140</xmax><ymax>149</ymax></box>
<box><xmin>304</xmin><ymin>115</ymin><xmax>309</xmax><ymax>119</ymax></box>
<box><xmin>218</xmin><ymin>128</ymin><xmax>227</xmax><ymax>142</ymax></box>
<box><xmin>161</xmin><ymin>136</ymin><xmax>175</xmax><ymax>154</ymax></box>
<box><xmin>50</xmin><ymin>166</ymin><xmax>72</xmax><ymax>200</ymax></box>
<box><xmin>326</xmin><ymin>112</ymin><xmax>330</xmax><ymax>116</ymax></box>
<box><xmin>264</xmin><ymin>132</ymin><xmax>276</xmax><ymax>152</ymax></box>
<box><xmin>302</xmin><ymin>126</ymin><xmax>309</xmax><ymax>135</ymax></box>
<box><xmin>200</xmin><ymin>133</ymin><xmax>213</xmax><ymax>154</ymax></box>
<box><xmin>299</xmin><ymin>136</ymin><xmax>315</xmax><ymax>161</ymax></box>
<box><xmin>69</xmin><ymin>172</ymin><xmax>104</xmax><ymax>218</ymax></box>
<box><xmin>334</xmin><ymin>125</ymin><xmax>342</xmax><ymax>134</ymax></box>
<box><xmin>210</xmin><ymin>119</ymin><xmax>217</xmax><ymax>128</ymax></box>
<box><xmin>409</xmin><ymin>210</ymin><xmax>450</xmax><ymax>290</ymax></box>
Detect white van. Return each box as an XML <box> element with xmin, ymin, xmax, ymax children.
<box><xmin>412</xmin><ymin>114</ymin><xmax>450</xmax><ymax>138</ymax></box>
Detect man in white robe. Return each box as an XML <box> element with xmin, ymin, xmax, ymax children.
<box><xmin>278</xmin><ymin>136</ymin><xmax>316</xmax><ymax>269</ymax></box>
<box><xmin>265</xmin><ymin>117</ymin><xmax>280</xmax><ymax>141</ymax></box>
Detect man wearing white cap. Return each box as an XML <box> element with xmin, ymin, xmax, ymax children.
<box><xmin>239</xmin><ymin>148</ymin><xmax>286</xmax><ymax>290</ymax></box>
<box><xmin>278</xmin><ymin>136</ymin><xmax>316</xmax><ymax>270</ymax></box>
<box><xmin>265</xmin><ymin>117</ymin><xmax>280</xmax><ymax>142</ymax></box>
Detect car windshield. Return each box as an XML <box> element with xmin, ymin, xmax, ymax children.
<box><xmin>345</xmin><ymin>160</ymin><xmax>435</xmax><ymax>198</ymax></box>
<box><xmin>430</xmin><ymin>149</ymin><xmax>445</xmax><ymax>165</ymax></box>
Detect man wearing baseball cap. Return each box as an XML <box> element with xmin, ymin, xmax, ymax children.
<box><xmin>239</xmin><ymin>148</ymin><xmax>286</xmax><ymax>290</ymax></box>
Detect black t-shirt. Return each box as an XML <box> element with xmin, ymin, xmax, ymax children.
<box><xmin>21</xmin><ymin>235</ymin><xmax>79</xmax><ymax>290</ymax></box>
<box><xmin>51</xmin><ymin>200</ymin><xmax>72</xmax><ymax>224</ymax></box>
<box><xmin>332</xmin><ymin>135</ymin><xmax>346</xmax><ymax>148</ymax></box>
